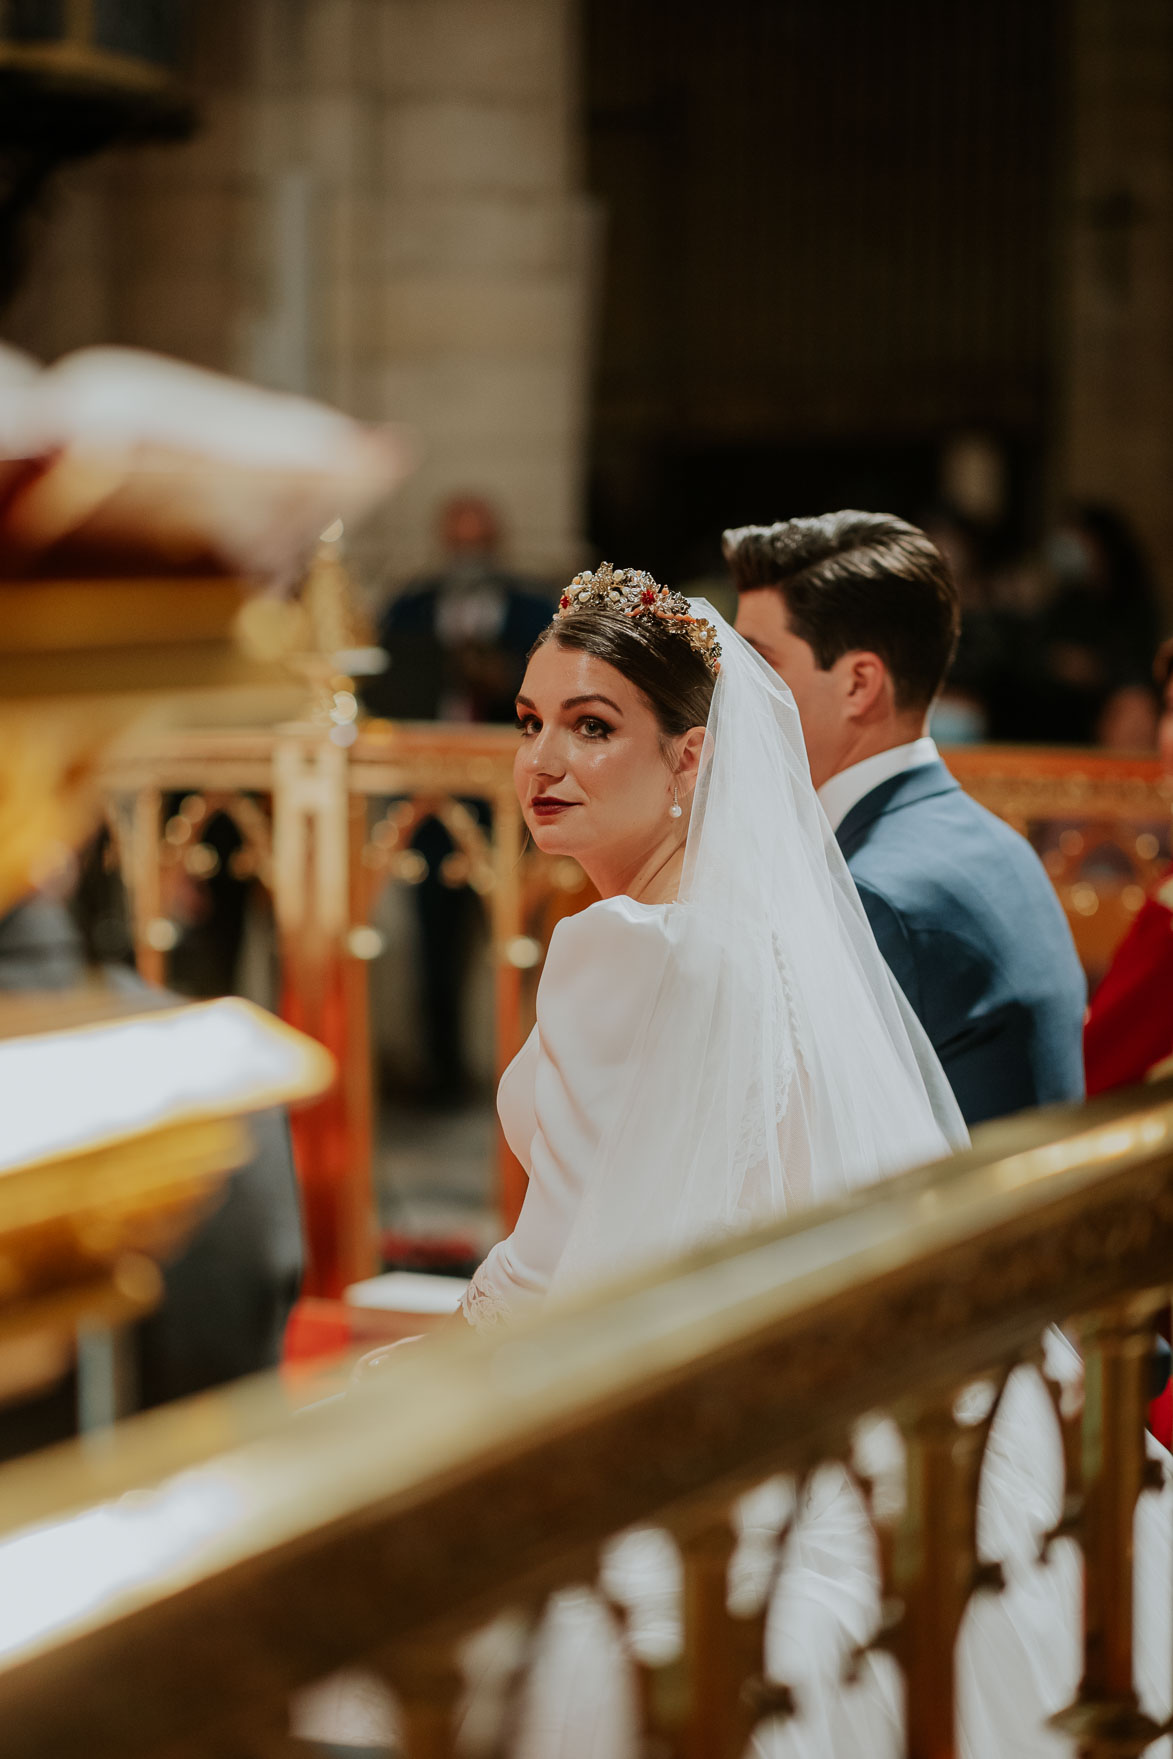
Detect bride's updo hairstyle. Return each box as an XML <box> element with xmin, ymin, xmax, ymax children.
<box><xmin>531</xmin><ymin>563</ymin><xmax>719</xmax><ymax>741</ymax></box>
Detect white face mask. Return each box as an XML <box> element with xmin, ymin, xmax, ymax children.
<box><xmin>929</xmin><ymin>696</ymin><xmax>988</xmax><ymax>745</ymax></box>
<box><xmin>1045</xmin><ymin>531</ymin><xmax>1092</xmax><ymax>587</ymax></box>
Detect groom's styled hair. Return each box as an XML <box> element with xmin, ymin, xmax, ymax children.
<box><xmin>723</xmin><ymin>512</ymin><xmax>960</xmax><ymax>712</ymax></box>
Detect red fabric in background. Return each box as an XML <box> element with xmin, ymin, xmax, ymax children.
<box><xmin>1084</xmin><ymin>892</ymin><xmax>1173</xmax><ymax>1095</ymax></box>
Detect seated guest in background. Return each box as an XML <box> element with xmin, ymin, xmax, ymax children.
<box><xmin>366</xmin><ymin>496</ymin><xmax>554</xmax><ymax>1101</ymax></box>
<box><xmin>368</xmin><ymin>493</ymin><xmax>553</xmax><ymax>724</ymax></box>
<box><xmin>727</xmin><ymin>511</ymin><xmax>1086</xmax><ymax>1127</ymax></box>
<box><xmin>0</xmin><ymin>881</ymin><xmax>303</xmax><ymax>1461</ymax></box>
<box><xmin>1085</xmin><ymin>639</ymin><xmax>1173</xmax><ymax>1095</ymax></box>
<box><xmin>1036</xmin><ymin>503</ymin><xmax>1162</xmax><ymax>748</ymax></box>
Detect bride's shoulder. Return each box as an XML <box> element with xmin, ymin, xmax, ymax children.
<box><xmin>537</xmin><ymin>898</ymin><xmax>680</xmax><ymax>1044</ymax></box>
<box><xmin>553</xmin><ymin>892</ymin><xmax>670</xmax><ymax>939</ymax></box>
<box><xmin>536</xmin><ymin>900</ymin><xmax>724</xmax><ymax>1055</ymax></box>
<box><xmin>544</xmin><ymin>895</ymin><xmax>672</xmax><ymax>974</ymax></box>
<box><xmin>543</xmin><ymin>896</ymin><xmax>718</xmax><ymax>987</ymax></box>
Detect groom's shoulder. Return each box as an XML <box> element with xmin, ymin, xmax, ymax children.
<box><xmin>846</xmin><ymin>776</ymin><xmax>1064</xmax><ymax>939</ymax></box>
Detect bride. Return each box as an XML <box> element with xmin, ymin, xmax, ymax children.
<box><xmin>302</xmin><ymin>565</ymin><xmax>1171</xmax><ymax>1756</ymax></box>
<box><xmin>460</xmin><ymin>563</ymin><xmax>963</xmax><ymax>1332</ymax></box>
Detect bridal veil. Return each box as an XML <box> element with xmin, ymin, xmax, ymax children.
<box><xmin>551</xmin><ymin>602</ymin><xmax>967</xmax><ymax>1297</ymax></box>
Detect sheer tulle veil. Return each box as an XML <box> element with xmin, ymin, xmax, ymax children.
<box><xmin>550</xmin><ymin>601</ymin><xmax>968</xmax><ymax>1297</ymax></box>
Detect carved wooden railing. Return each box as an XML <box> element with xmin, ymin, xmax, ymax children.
<box><xmin>99</xmin><ymin>732</ymin><xmax>1172</xmax><ymax>1293</ymax></box>
<box><xmin>2</xmin><ymin>1079</ymin><xmax>1173</xmax><ymax>1759</ymax></box>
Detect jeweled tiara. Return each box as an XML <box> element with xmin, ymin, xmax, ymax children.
<box><xmin>556</xmin><ymin>562</ymin><xmax>722</xmax><ymax>674</ymax></box>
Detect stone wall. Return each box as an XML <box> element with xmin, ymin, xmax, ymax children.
<box><xmin>1059</xmin><ymin>0</ymin><xmax>1173</xmax><ymax>598</ymax></box>
<box><xmin>3</xmin><ymin>0</ymin><xmax>593</xmax><ymax>592</ymax></box>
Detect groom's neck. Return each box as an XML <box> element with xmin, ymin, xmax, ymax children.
<box><xmin>822</xmin><ymin>710</ymin><xmax>930</xmax><ymax>785</ymax></box>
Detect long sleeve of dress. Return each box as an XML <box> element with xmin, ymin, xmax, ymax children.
<box><xmin>461</xmin><ymin>897</ymin><xmax>674</xmax><ymax>1331</ymax></box>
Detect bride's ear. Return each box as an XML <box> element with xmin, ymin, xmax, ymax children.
<box><xmin>674</xmin><ymin>725</ymin><xmax>707</xmax><ymax>790</ymax></box>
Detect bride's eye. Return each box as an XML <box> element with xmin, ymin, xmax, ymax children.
<box><xmin>577</xmin><ymin>716</ymin><xmax>612</xmax><ymax>739</ymax></box>
<box><xmin>516</xmin><ymin>714</ymin><xmax>539</xmax><ymax>737</ymax></box>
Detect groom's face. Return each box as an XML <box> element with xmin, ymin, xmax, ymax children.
<box><xmin>734</xmin><ymin>589</ymin><xmax>849</xmax><ymax>788</ymax></box>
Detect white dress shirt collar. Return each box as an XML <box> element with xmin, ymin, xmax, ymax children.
<box><xmin>817</xmin><ymin>736</ymin><xmax>940</xmax><ymax>833</ymax></box>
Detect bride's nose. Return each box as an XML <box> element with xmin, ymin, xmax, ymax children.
<box><xmin>518</xmin><ymin>726</ymin><xmax>565</xmax><ymax>781</ymax></box>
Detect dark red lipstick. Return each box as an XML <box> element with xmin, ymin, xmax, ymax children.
<box><xmin>531</xmin><ymin>795</ymin><xmax>577</xmax><ymax>820</ymax></box>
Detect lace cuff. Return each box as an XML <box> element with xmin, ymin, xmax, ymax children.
<box><xmin>460</xmin><ymin>1265</ymin><xmax>513</xmax><ymax>1334</ymax></box>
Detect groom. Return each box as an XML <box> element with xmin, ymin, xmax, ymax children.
<box><xmin>726</xmin><ymin>511</ymin><xmax>1086</xmax><ymax>1127</ymax></box>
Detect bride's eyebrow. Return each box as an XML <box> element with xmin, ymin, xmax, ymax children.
<box><xmin>561</xmin><ymin>693</ymin><xmax>622</xmax><ymax>713</ymax></box>
<box><xmin>514</xmin><ymin>693</ymin><xmax>623</xmax><ymax>715</ymax></box>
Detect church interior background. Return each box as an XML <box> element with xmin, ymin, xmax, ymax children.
<box><xmin>3</xmin><ymin>3</ymin><xmax>1173</xmax><ymax>1755</ymax></box>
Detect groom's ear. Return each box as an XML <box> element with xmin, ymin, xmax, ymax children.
<box><xmin>838</xmin><ymin>651</ymin><xmax>890</xmax><ymax>722</ymax></box>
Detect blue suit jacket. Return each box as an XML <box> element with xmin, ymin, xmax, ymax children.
<box><xmin>836</xmin><ymin>761</ymin><xmax>1086</xmax><ymax>1127</ymax></box>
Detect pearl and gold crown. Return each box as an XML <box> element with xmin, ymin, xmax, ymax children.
<box><xmin>556</xmin><ymin>562</ymin><xmax>721</xmax><ymax>674</ymax></box>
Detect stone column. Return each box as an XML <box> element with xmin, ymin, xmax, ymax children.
<box><xmin>1058</xmin><ymin>0</ymin><xmax>1173</xmax><ymax>596</ymax></box>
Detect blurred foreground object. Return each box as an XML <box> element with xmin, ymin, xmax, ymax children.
<box><xmin>0</xmin><ymin>993</ymin><xmax>331</xmax><ymax>1422</ymax></box>
<box><xmin>0</xmin><ymin>345</ymin><xmax>410</xmax><ymax>586</ymax></box>
<box><xmin>0</xmin><ymin>345</ymin><xmax>410</xmax><ymax>917</ymax></box>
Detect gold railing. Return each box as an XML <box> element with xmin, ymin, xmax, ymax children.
<box><xmin>3</xmin><ymin>1079</ymin><xmax>1173</xmax><ymax>1759</ymax></box>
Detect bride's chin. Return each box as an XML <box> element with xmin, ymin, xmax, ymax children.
<box><xmin>528</xmin><ymin>821</ymin><xmax>577</xmax><ymax>853</ymax></box>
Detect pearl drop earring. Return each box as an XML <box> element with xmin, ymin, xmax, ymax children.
<box><xmin>669</xmin><ymin>785</ymin><xmax>683</xmax><ymax>820</ymax></box>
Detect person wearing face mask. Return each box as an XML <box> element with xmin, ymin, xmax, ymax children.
<box><xmin>1035</xmin><ymin>504</ymin><xmax>1162</xmax><ymax>748</ymax></box>
<box><xmin>369</xmin><ymin>495</ymin><xmax>554</xmax><ymax>725</ymax></box>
